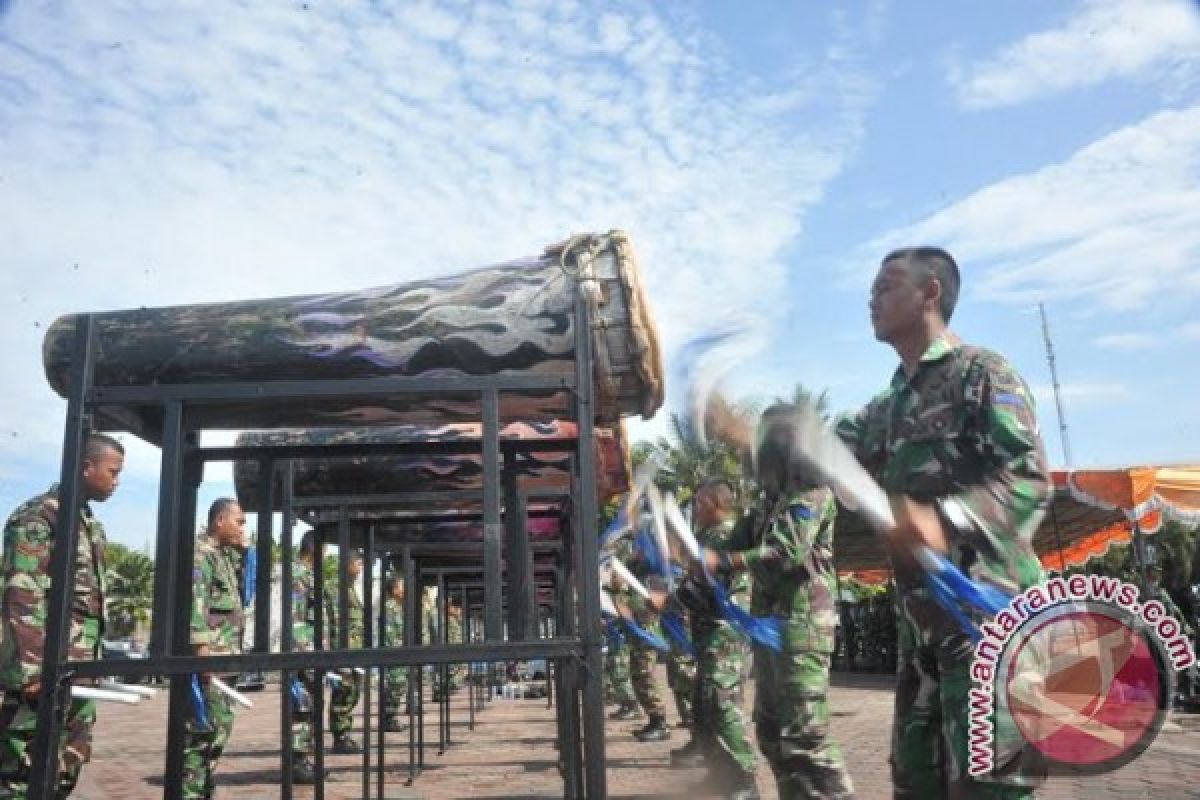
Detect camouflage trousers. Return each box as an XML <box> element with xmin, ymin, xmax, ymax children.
<box><xmin>666</xmin><ymin>648</ymin><xmax>696</xmax><ymax>727</ymax></box>
<box><xmin>629</xmin><ymin>639</ymin><xmax>666</xmax><ymax>718</ymax></box>
<box><xmin>182</xmin><ymin>677</ymin><xmax>236</xmax><ymax>800</ymax></box>
<box><xmin>605</xmin><ymin>644</ymin><xmax>637</xmax><ymax>707</ymax></box>
<box><xmin>329</xmin><ymin>671</ymin><xmax>361</xmax><ymax>737</ymax></box>
<box><xmin>433</xmin><ymin>664</ymin><xmax>466</xmax><ymax>695</ymax></box>
<box><xmin>290</xmin><ymin>673</ymin><xmax>319</xmax><ymax>759</ymax></box>
<box><xmin>694</xmin><ymin>623</ymin><xmax>755</xmax><ymax>776</ymax></box>
<box><xmin>0</xmin><ymin>691</ymin><xmax>96</xmax><ymax>799</ymax></box>
<box><xmin>753</xmin><ymin>648</ymin><xmax>854</xmax><ymax>800</ymax></box>
<box><xmin>892</xmin><ymin>626</ymin><xmax>1041</xmax><ymax>800</ymax></box>
<box><xmin>383</xmin><ymin>666</ymin><xmax>411</xmax><ymax>719</ymax></box>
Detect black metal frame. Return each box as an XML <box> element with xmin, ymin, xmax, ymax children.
<box><xmin>30</xmin><ymin>290</ymin><xmax>609</xmax><ymax>799</ymax></box>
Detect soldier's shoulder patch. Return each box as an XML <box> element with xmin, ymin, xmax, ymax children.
<box><xmin>788</xmin><ymin>504</ymin><xmax>814</xmax><ymax>522</ymax></box>
<box><xmin>992</xmin><ymin>391</ymin><xmax>1026</xmax><ymax>410</ymax></box>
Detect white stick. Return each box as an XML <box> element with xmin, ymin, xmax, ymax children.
<box><xmin>600</xmin><ymin>590</ymin><xmax>617</xmax><ymax>617</ymax></box>
<box><xmin>610</xmin><ymin>560</ymin><xmax>651</xmax><ymax>600</ymax></box>
<box><xmin>662</xmin><ymin>493</ymin><xmax>703</xmax><ymax>562</ymax></box>
<box><xmin>210</xmin><ymin>677</ymin><xmax>254</xmax><ymax>709</ymax></box>
<box><xmin>645</xmin><ymin>484</ymin><xmax>674</xmax><ymax>583</ymax></box>
<box><xmin>72</xmin><ymin>686</ymin><xmax>142</xmax><ymax>705</ymax></box>
<box><xmin>98</xmin><ymin>681</ymin><xmax>157</xmax><ymax>698</ymax></box>
<box><xmin>786</xmin><ymin>404</ymin><xmax>895</xmax><ymax>532</ymax></box>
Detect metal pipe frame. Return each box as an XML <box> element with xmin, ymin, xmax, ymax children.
<box><xmin>27</xmin><ymin>317</ymin><xmax>94</xmax><ymax>799</ymax></box>
<box><xmin>33</xmin><ymin>294</ymin><xmax>609</xmax><ymax>799</ymax></box>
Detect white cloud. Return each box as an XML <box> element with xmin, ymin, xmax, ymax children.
<box><xmin>949</xmin><ymin>0</ymin><xmax>1200</xmax><ymax>109</ymax></box>
<box><xmin>845</xmin><ymin>106</ymin><xmax>1200</xmax><ymax>311</ymax></box>
<box><xmin>1094</xmin><ymin>332</ymin><xmax>1158</xmax><ymax>351</ymax></box>
<box><xmin>1180</xmin><ymin>322</ymin><xmax>1200</xmax><ymax>340</ymax></box>
<box><xmin>0</xmin><ymin>2</ymin><xmax>873</xmax><ymax>512</ymax></box>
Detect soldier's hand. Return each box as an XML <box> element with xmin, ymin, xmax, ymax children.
<box><xmin>646</xmin><ymin>589</ymin><xmax>668</xmax><ymax>612</ymax></box>
<box><xmin>887</xmin><ymin>496</ymin><xmax>948</xmax><ymax>561</ymax></box>
<box><xmin>22</xmin><ymin>679</ymin><xmax>41</xmax><ymax>703</ymax></box>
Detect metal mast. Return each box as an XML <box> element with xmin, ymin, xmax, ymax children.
<box><xmin>1038</xmin><ymin>302</ymin><xmax>1072</xmax><ymax>467</ymax></box>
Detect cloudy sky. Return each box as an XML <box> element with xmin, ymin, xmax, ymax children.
<box><xmin>1</xmin><ymin>0</ymin><xmax>1197</xmax><ymax>550</ymax></box>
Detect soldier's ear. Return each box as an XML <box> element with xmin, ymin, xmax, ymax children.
<box><xmin>923</xmin><ymin>275</ymin><xmax>943</xmax><ymax>314</ymax></box>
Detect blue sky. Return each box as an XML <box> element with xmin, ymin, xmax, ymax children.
<box><xmin>0</xmin><ymin>0</ymin><xmax>1197</xmax><ymax>551</ymax></box>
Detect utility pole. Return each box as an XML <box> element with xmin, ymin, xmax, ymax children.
<box><xmin>1038</xmin><ymin>302</ymin><xmax>1072</xmax><ymax>467</ymax></box>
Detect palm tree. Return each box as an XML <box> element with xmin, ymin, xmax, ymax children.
<box><xmin>779</xmin><ymin>383</ymin><xmax>833</xmax><ymax>421</ymax></box>
<box><xmin>105</xmin><ymin>542</ymin><xmax>155</xmax><ymax>639</ymax></box>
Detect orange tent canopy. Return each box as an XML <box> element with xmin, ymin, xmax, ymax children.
<box><xmin>835</xmin><ymin>465</ymin><xmax>1200</xmax><ymax>585</ymax></box>
<box><xmin>1041</xmin><ymin>465</ymin><xmax>1200</xmax><ymax>570</ymax></box>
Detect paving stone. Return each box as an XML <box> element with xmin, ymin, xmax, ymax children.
<box><xmin>68</xmin><ymin>671</ymin><xmax>1200</xmax><ymax>799</ymax></box>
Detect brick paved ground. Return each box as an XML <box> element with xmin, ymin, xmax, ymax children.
<box><xmin>71</xmin><ymin>671</ymin><xmax>1200</xmax><ymax>799</ymax></box>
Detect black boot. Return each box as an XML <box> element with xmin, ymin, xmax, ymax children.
<box><xmin>609</xmin><ymin>703</ymin><xmax>641</xmax><ymax>721</ymax></box>
<box><xmin>292</xmin><ymin>758</ymin><xmax>326</xmax><ymax>784</ymax></box>
<box><xmin>332</xmin><ymin>734</ymin><xmax>362</xmax><ymax>754</ymax></box>
<box><xmin>669</xmin><ymin>737</ymin><xmax>706</xmax><ymax>768</ymax></box>
<box><xmin>634</xmin><ymin>714</ymin><xmax>671</xmax><ymax>742</ymax></box>
<box><xmin>726</xmin><ymin>771</ymin><xmax>759</xmax><ymax>800</ymax></box>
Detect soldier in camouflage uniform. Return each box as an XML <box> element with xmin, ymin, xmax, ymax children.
<box><xmin>287</xmin><ymin>531</ymin><xmax>326</xmax><ymax>784</ymax></box>
<box><xmin>0</xmin><ymin>433</ymin><xmax>123</xmax><ymax>799</ymax></box>
<box><xmin>666</xmin><ymin>622</ymin><xmax>696</xmax><ymax>729</ymax></box>
<box><xmin>662</xmin><ymin>479</ymin><xmax>758</xmax><ymax>789</ymax></box>
<box><xmin>626</xmin><ymin>526</ymin><xmax>672</xmax><ymax>742</ymax></box>
<box><xmin>702</xmin><ymin>405</ymin><xmax>853</xmax><ymax>800</ymax></box>
<box><xmin>834</xmin><ymin>247</ymin><xmax>1050</xmax><ymax>798</ymax></box>
<box><xmin>183</xmin><ymin>498</ymin><xmax>247</xmax><ymax>799</ymax></box>
<box><xmin>603</xmin><ymin>617</ymin><xmax>638</xmax><ymax>712</ymax></box>
<box><xmin>325</xmin><ymin>549</ymin><xmax>365</xmax><ymax>754</ymax></box>
<box><xmin>382</xmin><ymin>575</ymin><xmax>409</xmax><ymax>732</ymax></box>
<box><xmin>446</xmin><ymin>601</ymin><xmax>467</xmax><ymax>691</ymax></box>
<box><xmin>433</xmin><ymin>597</ymin><xmax>466</xmax><ymax>699</ymax></box>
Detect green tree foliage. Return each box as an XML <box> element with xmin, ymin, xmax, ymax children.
<box><xmin>105</xmin><ymin>541</ymin><xmax>154</xmax><ymax>638</ymax></box>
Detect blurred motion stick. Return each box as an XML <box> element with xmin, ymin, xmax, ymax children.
<box><xmin>73</xmin><ymin>686</ymin><xmax>141</xmax><ymax>705</ymax></box>
<box><xmin>211</xmin><ymin>677</ymin><xmax>254</xmax><ymax>709</ymax></box>
<box><xmin>99</xmin><ymin>681</ymin><xmax>157</xmax><ymax>698</ymax></box>
<box><xmin>610</xmin><ymin>560</ymin><xmax>651</xmax><ymax>600</ymax></box>
<box><xmin>662</xmin><ymin>493</ymin><xmax>702</xmax><ymax>562</ymax></box>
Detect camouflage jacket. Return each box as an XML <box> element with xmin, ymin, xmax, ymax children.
<box><xmin>697</xmin><ymin>517</ymin><xmax>750</xmax><ymax>608</ymax></box>
<box><xmin>290</xmin><ymin>560</ymin><xmax>327</xmax><ymax>651</ymax></box>
<box><xmin>190</xmin><ymin>534</ymin><xmax>245</xmax><ymax>656</ymax></box>
<box><xmin>835</xmin><ymin>332</ymin><xmax>1048</xmax><ymax>596</ymax></box>
<box><xmin>730</xmin><ymin>487</ymin><xmax>839</xmax><ymax>653</ymax></box>
<box><xmin>325</xmin><ymin>582</ymin><xmax>364</xmax><ymax>649</ymax></box>
<box><xmin>0</xmin><ymin>485</ymin><xmax>107</xmax><ymax>688</ymax></box>
<box><xmin>383</xmin><ymin>597</ymin><xmax>405</xmax><ymax>647</ymax></box>
<box><xmin>445</xmin><ymin>609</ymin><xmax>463</xmax><ymax>644</ymax></box>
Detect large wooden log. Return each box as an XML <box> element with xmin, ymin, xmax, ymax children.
<box><xmin>233</xmin><ymin>420</ymin><xmax>631</xmax><ymax>510</ymax></box>
<box><xmin>43</xmin><ymin>232</ymin><xmax>663</xmax><ymax>430</ymax></box>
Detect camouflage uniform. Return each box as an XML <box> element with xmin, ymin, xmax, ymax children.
<box><xmin>382</xmin><ymin>596</ymin><xmax>409</xmax><ymax>723</ymax></box>
<box><xmin>627</xmin><ymin>555</ymin><xmax>667</xmax><ymax>720</ymax></box>
<box><xmin>727</xmin><ymin>487</ymin><xmax>852</xmax><ymax>799</ymax></box>
<box><xmin>433</xmin><ymin>606</ymin><xmax>466</xmax><ymax>696</ymax></box>
<box><xmin>604</xmin><ymin>619</ymin><xmax>637</xmax><ymax>708</ymax></box>
<box><xmin>445</xmin><ymin>610</ymin><xmax>467</xmax><ymax>690</ymax></box>
<box><xmin>0</xmin><ymin>486</ymin><xmax>106</xmax><ymax>799</ymax></box>
<box><xmin>183</xmin><ymin>534</ymin><xmax>245</xmax><ymax>799</ymax></box>
<box><xmin>686</xmin><ymin>517</ymin><xmax>756</xmax><ymax>778</ymax></box>
<box><xmin>325</xmin><ymin>582</ymin><xmax>364</xmax><ymax>737</ymax></box>
<box><xmin>288</xmin><ymin>560</ymin><xmax>324</xmax><ymax>760</ymax></box>
<box><xmin>837</xmin><ymin>332</ymin><xmax>1049</xmax><ymax>799</ymax></box>
<box><xmin>666</xmin><ymin>625</ymin><xmax>696</xmax><ymax>727</ymax></box>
